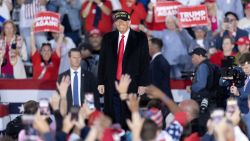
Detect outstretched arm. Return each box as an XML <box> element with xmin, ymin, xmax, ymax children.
<box><xmin>55</xmin><ymin>25</ymin><xmax>65</xmax><ymax>57</ymax></box>
<box><xmin>145</xmin><ymin>85</ymin><xmax>181</xmax><ymax>114</ymax></box>
<box><xmin>30</xmin><ymin>24</ymin><xmax>37</xmax><ymax>56</ymax></box>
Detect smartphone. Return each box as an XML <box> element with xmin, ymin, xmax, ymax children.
<box><xmin>70</xmin><ymin>106</ymin><xmax>80</xmax><ymax>121</ymax></box>
<box><xmin>11</xmin><ymin>43</ymin><xmax>17</xmax><ymax>49</ymax></box>
<box><xmin>210</xmin><ymin>109</ymin><xmax>224</xmax><ymax>124</ymax></box>
<box><xmin>39</xmin><ymin>98</ymin><xmax>50</xmax><ymax>116</ymax></box>
<box><xmin>22</xmin><ymin>115</ymin><xmax>38</xmax><ymax>141</ymax></box>
<box><xmin>85</xmin><ymin>93</ymin><xmax>95</xmax><ymax>110</ymax></box>
<box><xmin>226</xmin><ymin>98</ymin><xmax>238</xmax><ymax>114</ymax></box>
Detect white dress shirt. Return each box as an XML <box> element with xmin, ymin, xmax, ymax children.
<box><xmin>70</xmin><ymin>67</ymin><xmax>81</xmax><ymax>105</ymax></box>
<box><xmin>118</xmin><ymin>29</ymin><xmax>130</xmax><ymax>52</ymax></box>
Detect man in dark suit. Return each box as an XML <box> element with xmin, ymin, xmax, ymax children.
<box><xmin>58</xmin><ymin>48</ymin><xmax>99</xmax><ymax>111</ymax></box>
<box><xmin>98</xmin><ymin>11</ymin><xmax>150</xmax><ymax>126</ymax></box>
<box><xmin>149</xmin><ymin>38</ymin><xmax>173</xmax><ymax>99</ymax></box>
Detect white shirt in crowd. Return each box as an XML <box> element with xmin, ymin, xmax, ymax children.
<box><xmin>70</xmin><ymin>67</ymin><xmax>81</xmax><ymax>105</ymax></box>
<box><xmin>13</xmin><ymin>56</ymin><xmax>27</xmax><ymax>79</ymax></box>
<box><xmin>109</xmin><ymin>0</ymin><xmax>121</xmax><ymax>11</ymax></box>
<box><xmin>50</xmin><ymin>37</ymin><xmax>76</xmax><ymax>74</ymax></box>
<box><xmin>19</xmin><ymin>0</ymin><xmax>46</xmax><ymax>28</ymax></box>
<box><xmin>0</xmin><ymin>2</ymin><xmax>10</xmax><ymax>20</ymax></box>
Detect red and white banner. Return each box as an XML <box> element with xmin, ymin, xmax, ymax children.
<box><xmin>177</xmin><ymin>5</ymin><xmax>208</xmax><ymax>28</ymax></box>
<box><xmin>154</xmin><ymin>1</ymin><xmax>182</xmax><ymax>23</ymax></box>
<box><xmin>34</xmin><ymin>11</ymin><xmax>60</xmax><ymax>33</ymax></box>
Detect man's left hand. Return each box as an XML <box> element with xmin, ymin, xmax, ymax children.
<box><xmin>138</xmin><ymin>86</ymin><xmax>146</xmax><ymax>95</ymax></box>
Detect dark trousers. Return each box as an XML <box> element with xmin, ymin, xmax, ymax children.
<box><xmin>113</xmin><ymin>92</ymin><xmax>122</xmax><ymax>124</ymax></box>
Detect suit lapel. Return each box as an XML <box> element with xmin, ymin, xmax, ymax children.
<box><xmin>123</xmin><ymin>29</ymin><xmax>135</xmax><ymax>68</ymax></box>
<box><xmin>113</xmin><ymin>31</ymin><xmax>119</xmax><ymax>62</ymax></box>
<box><xmin>80</xmin><ymin>69</ymin><xmax>85</xmax><ymax>105</ymax></box>
<box><xmin>66</xmin><ymin>70</ymin><xmax>73</xmax><ymax>107</ymax></box>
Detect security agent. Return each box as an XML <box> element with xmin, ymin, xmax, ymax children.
<box><xmin>189</xmin><ymin>48</ymin><xmax>217</xmax><ymax>110</ymax></box>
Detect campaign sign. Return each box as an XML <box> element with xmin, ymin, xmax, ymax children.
<box><xmin>177</xmin><ymin>5</ymin><xmax>208</xmax><ymax>28</ymax></box>
<box><xmin>34</xmin><ymin>11</ymin><xmax>60</xmax><ymax>33</ymax></box>
<box><xmin>154</xmin><ymin>1</ymin><xmax>182</xmax><ymax>23</ymax></box>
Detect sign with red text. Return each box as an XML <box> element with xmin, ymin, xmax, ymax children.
<box><xmin>34</xmin><ymin>11</ymin><xmax>60</xmax><ymax>33</ymax></box>
<box><xmin>154</xmin><ymin>1</ymin><xmax>182</xmax><ymax>23</ymax></box>
<box><xmin>177</xmin><ymin>5</ymin><xmax>208</xmax><ymax>28</ymax></box>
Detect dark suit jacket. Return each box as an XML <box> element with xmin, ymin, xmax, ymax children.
<box><xmin>149</xmin><ymin>54</ymin><xmax>173</xmax><ymax>99</ymax></box>
<box><xmin>58</xmin><ymin>68</ymin><xmax>100</xmax><ymax>111</ymax></box>
<box><xmin>98</xmin><ymin>29</ymin><xmax>150</xmax><ymax>121</ymax></box>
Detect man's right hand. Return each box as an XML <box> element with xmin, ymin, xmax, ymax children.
<box><xmin>145</xmin><ymin>85</ymin><xmax>165</xmax><ymax>100</ymax></box>
<box><xmin>230</xmin><ymin>85</ymin><xmax>240</xmax><ymax>96</ymax></box>
<box><xmin>186</xmin><ymin>86</ymin><xmax>191</xmax><ymax>93</ymax></box>
<box><xmin>98</xmin><ymin>85</ymin><xmax>105</xmax><ymax>95</ymax></box>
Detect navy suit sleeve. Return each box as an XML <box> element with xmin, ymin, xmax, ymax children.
<box><xmin>151</xmin><ymin>57</ymin><xmax>171</xmax><ymax>97</ymax></box>
<box><xmin>151</xmin><ymin>60</ymin><xmax>163</xmax><ymax>89</ymax></box>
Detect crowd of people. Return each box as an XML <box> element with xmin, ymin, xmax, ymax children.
<box><xmin>1</xmin><ymin>0</ymin><xmax>250</xmax><ymax>141</ymax></box>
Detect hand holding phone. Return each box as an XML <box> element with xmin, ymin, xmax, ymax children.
<box><xmin>70</xmin><ymin>106</ymin><xmax>80</xmax><ymax>121</ymax></box>
<box><xmin>226</xmin><ymin>98</ymin><xmax>238</xmax><ymax>115</ymax></box>
<box><xmin>39</xmin><ymin>98</ymin><xmax>50</xmax><ymax>116</ymax></box>
<box><xmin>85</xmin><ymin>93</ymin><xmax>95</xmax><ymax>110</ymax></box>
<box><xmin>210</xmin><ymin>109</ymin><xmax>224</xmax><ymax>124</ymax></box>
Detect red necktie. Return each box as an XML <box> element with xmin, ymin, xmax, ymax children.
<box><xmin>116</xmin><ymin>35</ymin><xmax>125</xmax><ymax>80</ymax></box>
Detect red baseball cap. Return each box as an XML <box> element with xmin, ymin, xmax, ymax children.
<box><xmin>89</xmin><ymin>28</ymin><xmax>102</xmax><ymax>37</ymax></box>
<box><xmin>87</xmin><ymin>110</ymin><xmax>102</xmax><ymax>126</ymax></box>
<box><xmin>245</xmin><ymin>3</ymin><xmax>250</xmax><ymax>9</ymax></box>
<box><xmin>235</xmin><ymin>36</ymin><xmax>250</xmax><ymax>46</ymax></box>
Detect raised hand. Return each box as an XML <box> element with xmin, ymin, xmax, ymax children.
<box><xmin>33</xmin><ymin>110</ymin><xmax>50</xmax><ymax>134</ymax></box>
<box><xmin>126</xmin><ymin>111</ymin><xmax>144</xmax><ymax>141</ymax></box>
<box><xmin>49</xmin><ymin>93</ymin><xmax>61</xmax><ymax>111</ymax></box>
<box><xmin>57</xmin><ymin>75</ymin><xmax>70</xmax><ymax>98</ymax></box>
<box><xmin>62</xmin><ymin>114</ymin><xmax>76</xmax><ymax>133</ymax></box>
<box><xmin>115</xmin><ymin>74</ymin><xmax>131</xmax><ymax>100</ymax></box>
<box><xmin>145</xmin><ymin>85</ymin><xmax>165</xmax><ymax>100</ymax></box>
<box><xmin>97</xmin><ymin>85</ymin><xmax>105</xmax><ymax>95</ymax></box>
<box><xmin>126</xmin><ymin>94</ymin><xmax>140</xmax><ymax>113</ymax></box>
<box><xmin>59</xmin><ymin>25</ymin><xmax>65</xmax><ymax>34</ymax></box>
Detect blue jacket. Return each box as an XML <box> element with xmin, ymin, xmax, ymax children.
<box><xmin>238</xmin><ymin>78</ymin><xmax>250</xmax><ymax>114</ymax></box>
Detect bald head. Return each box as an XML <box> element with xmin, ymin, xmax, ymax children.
<box><xmin>179</xmin><ymin>99</ymin><xmax>199</xmax><ymax>122</ymax></box>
